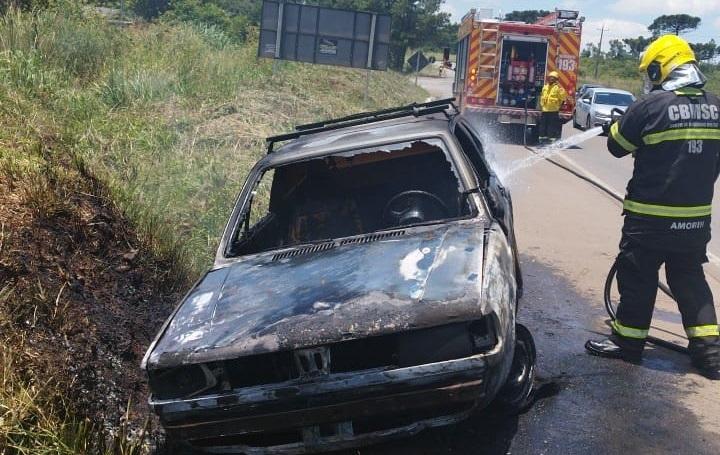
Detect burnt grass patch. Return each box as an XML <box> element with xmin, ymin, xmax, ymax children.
<box><xmin>0</xmin><ymin>151</ymin><xmax>182</xmax><ymax>448</ymax></box>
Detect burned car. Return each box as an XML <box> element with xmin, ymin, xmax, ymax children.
<box><xmin>142</xmin><ymin>99</ymin><xmax>536</xmax><ymax>453</ymax></box>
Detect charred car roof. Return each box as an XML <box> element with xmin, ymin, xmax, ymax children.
<box><xmin>261</xmin><ymin>98</ymin><xmax>461</xmax><ymax>166</ymax></box>
<box><xmin>263</xmin><ymin>116</ymin><xmax>457</xmax><ymax>167</ymax></box>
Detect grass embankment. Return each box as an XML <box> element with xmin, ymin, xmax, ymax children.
<box><xmin>0</xmin><ymin>6</ymin><xmax>426</xmax><ymax>453</ymax></box>
<box><xmin>579</xmin><ymin>56</ymin><xmax>720</xmax><ymax>95</ymax></box>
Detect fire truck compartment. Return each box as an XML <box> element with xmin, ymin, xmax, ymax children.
<box><xmin>497</xmin><ymin>37</ymin><xmax>548</xmax><ymax>110</ymax></box>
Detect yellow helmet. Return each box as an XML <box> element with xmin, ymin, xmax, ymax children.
<box><xmin>639</xmin><ymin>35</ymin><xmax>696</xmax><ymax>85</ymax></box>
<box><xmin>548</xmin><ymin>71</ymin><xmax>559</xmax><ymax>79</ymax></box>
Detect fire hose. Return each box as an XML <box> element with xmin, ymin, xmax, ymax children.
<box><xmin>524</xmin><ymin>107</ymin><xmax>689</xmax><ymax>355</ymax></box>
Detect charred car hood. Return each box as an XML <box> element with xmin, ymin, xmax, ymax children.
<box><xmin>147</xmin><ymin>221</ymin><xmax>489</xmax><ymax>369</ymax></box>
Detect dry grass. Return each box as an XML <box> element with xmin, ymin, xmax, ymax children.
<box><xmin>0</xmin><ymin>5</ymin><xmax>427</xmax><ymax>454</ymax></box>
<box><xmin>1</xmin><ymin>343</ymin><xmax>148</xmax><ymax>455</ymax></box>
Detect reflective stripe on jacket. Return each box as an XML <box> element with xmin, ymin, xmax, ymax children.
<box><xmin>540</xmin><ymin>83</ymin><xmax>567</xmax><ymax>112</ymax></box>
<box><xmin>608</xmin><ymin>86</ymin><xmax>720</xmax><ymax>249</ymax></box>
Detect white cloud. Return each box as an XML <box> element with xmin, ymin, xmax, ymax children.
<box><xmin>581</xmin><ymin>19</ymin><xmax>648</xmax><ymax>49</ymax></box>
<box><xmin>715</xmin><ymin>17</ymin><xmax>720</xmax><ymax>28</ymax></box>
<box><xmin>443</xmin><ymin>0</ymin><xmax>507</xmax><ymax>22</ymax></box>
<box><xmin>558</xmin><ymin>0</ymin><xmax>582</xmax><ymax>9</ymax></box>
<box><xmin>610</xmin><ymin>0</ymin><xmax>720</xmax><ymax>16</ymax></box>
<box><xmin>441</xmin><ymin>2</ymin><xmax>459</xmax><ymax>21</ymax></box>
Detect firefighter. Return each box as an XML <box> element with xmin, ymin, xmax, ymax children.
<box><xmin>539</xmin><ymin>71</ymin><xmax>567</xmax><ymax>143</ymax></box>
<box><xmin>585</xmin><ymin>35</ymin><xmax>720</xmax><ymax>380</ymax></box>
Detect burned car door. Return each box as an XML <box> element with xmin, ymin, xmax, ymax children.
<box><xmin>452</xmin><ymin>121</ymin><xmax>523</xmax><ymax>299</ymax></box>
<box><xmin>452</xmin><ymin>122</ymin><xmax>513</xmax><ymax>233</ymax></box>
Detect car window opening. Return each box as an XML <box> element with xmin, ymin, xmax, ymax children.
<box><xmin>231</xmin><ymin>139</ymin><xmax>470</xmax><ymax>256</ymax></box>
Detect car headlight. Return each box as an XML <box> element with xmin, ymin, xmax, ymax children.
<box><xmin>148</xmin><ymin>364</ymin><xmax>218</xmax><ymax>400</ymax></box>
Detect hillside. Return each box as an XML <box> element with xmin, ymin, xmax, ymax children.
<box><xmin>578</xmin><ymin>56</ymin><xmax>720</xmax><ymax>95</ymax></box>
<box><xmin>0</xmin><ymin>6</ymin><xmax>426</xmax><ymax>453</ymax></box>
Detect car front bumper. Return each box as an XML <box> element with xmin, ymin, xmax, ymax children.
<box><xmin>591</xmin><ymin>113</ymin><xmax>611</xmax><ymax>126</ymax></box>
<box><xmin>151</xmin><ymin>348</ymin><xmax>503</xmax><ymax>454</ymax></box>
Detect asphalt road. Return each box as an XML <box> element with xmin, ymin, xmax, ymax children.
<box><xmin>348</xmin><ymin>75</ymin><xmax>720</xmax><ymax>454</ymax></box>
<box><xmin>555</xmin><ymin>125</ymin><xmax>720</xmax><ymax>264</ymax></box>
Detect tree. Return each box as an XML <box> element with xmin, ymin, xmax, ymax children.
<box><xmin>503</xmin><ymin>10</ymin><xmax>551</xmax><ymax>24</ymax></box>
<box><xmin>427</xmin><ymin>21</ymin><xmax>458</xmax><ymax>51</ymax></box>
<box><xmin>691</xmin><ymin>40</ymin><xmax>717</xmax><ymax>62</ymax></box>
<box><xmin>135</xmin><ymin>0</ymin><xmax>262</xmax><ymax>22</ymax></box>
<box><xmin>582</xmin><ymin>43</ymin><xmax>601</xmax><ymax>58</ymax></box>
<box><xmin>648</xmin><ymin>14</ymin><xmax>701</xmax><ymax>36</ymax></box>
<box><xmin>608</xmin><ymin>39</ymin><xmax>629</xmax><ymax>59</ymax></box>
<box><xmin>623</xmin><ymin>36</ymin><xmax>652</xmax><ymax>58</ymax></box>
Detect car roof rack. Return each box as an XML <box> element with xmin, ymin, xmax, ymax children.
<box><xmin>266</xmin><ymin>98</ymin><xmax>458</xmax><ymax>153</ymax></box>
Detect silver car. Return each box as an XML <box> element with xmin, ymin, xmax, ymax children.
<box><xmin>573</xmin><ymin>88</ymin><xmax>636</xmax><ymax>130</ymax></box>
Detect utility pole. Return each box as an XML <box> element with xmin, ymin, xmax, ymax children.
<box><xmin>415</xmin><ymin>50</ymin><xmax>421</xmax><ymax>86</ymax></box>
<box><xmin>594</xmin><ymin>25</ymin><xmax>607</xmax><ymax>79</ymax></box>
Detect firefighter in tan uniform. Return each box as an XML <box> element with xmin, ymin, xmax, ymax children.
<box><xmin>586</xmin><ymin>35</ymin><xmax>720</xmax><ymax>380</ymax></box>
<box><xmin>539</xmin><ymin>71</ymin><xmax>567</xmax><ymax>143</ymax></box>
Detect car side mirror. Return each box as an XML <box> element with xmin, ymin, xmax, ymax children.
<box><xmin>582</xmin><ymin>97</ymin><xmax>591</xmax><ymax>104</ymax></box>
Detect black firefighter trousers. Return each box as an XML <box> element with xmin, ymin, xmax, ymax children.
<box><xmin>539</xmin><ymin>111</ymin><xmax>561</xmax><ymax>140</ymax></box>
<box><xmin>611</xmin><ymin>236</ymin><xmax>720</xmax><ymax>354</ymax></box>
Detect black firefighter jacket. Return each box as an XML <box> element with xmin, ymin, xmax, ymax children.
<box><xmin>608</xmin><ymin>86</ymin><xmax>720</xmax><ymax>251</ymax></box>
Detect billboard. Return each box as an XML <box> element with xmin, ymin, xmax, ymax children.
<box><xmin>258</xmin><ymin>1</ymin><xmax>391</xmax><ymax>71</ymax></box>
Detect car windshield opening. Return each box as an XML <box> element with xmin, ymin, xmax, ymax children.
<box><xmin>231</xmin><ymin>139</ymin><xmax>469</xmax><ymax>256</ymax></box>
<box><xmin>594</xmin><ymin>92</ymin><xmax>634</xmax><ymax>106</ymax></box>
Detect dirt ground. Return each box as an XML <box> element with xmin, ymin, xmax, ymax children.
<box><xmin>0</xmin><ymin>157</ymin><xmax>180</xmax><ymax>442</ymax></box>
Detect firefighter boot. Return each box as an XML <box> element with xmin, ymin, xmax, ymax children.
<box><xmin>585</xmin><ymin>338</ymin><xmax>643</xmax><ymax>363</ymax></box>
<box><xmin>689</xmin><ymin>342</ymin><xmax>720</xmax><ymax>381</ymax></box>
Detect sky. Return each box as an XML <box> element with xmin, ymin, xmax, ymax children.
<box><xmin>442</xmin><ymin>1</ymin><xmax>720</xmax><ymax>49</ymax></box>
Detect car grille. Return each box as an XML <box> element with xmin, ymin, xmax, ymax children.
<box><xmin>149</xmin><ymin>319</ymin><xmax>496</xmax><ymax>400</ymax></box>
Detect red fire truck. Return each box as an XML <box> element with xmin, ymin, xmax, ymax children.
<box><xmin>453</xmin><ymin>9</ymin><xmax>583</xmax><ymax>142</ymax></box>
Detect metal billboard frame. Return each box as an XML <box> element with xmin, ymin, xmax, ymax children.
<box><xmin>258</xmin><ymin>1</ymin><xmax>391</xmax><ymax>71</ymax></box>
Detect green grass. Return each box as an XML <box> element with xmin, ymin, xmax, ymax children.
<box><xmin>1</xmin><ymin>344</ymin><xmax>146</xmax><ymax>455</ymax></box>
<box><xmin>0</xmin><ymin>7</ymin><xmax>426</xmax><ymax>276</ymax></box>
<box><xmin>0</xmin><ymin>4</ymin><xmax>426</xmax><ymax>452</ymax></box>
<box><xmin>579</xmin><ymin>56</ymin><xmax>720</xmax><ymax>96</ymax></box>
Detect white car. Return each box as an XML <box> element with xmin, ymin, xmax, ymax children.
<box><xmin>573</xmin><ymin>88</ymin><xmax>636</xmax><ymax>130</ymax></box>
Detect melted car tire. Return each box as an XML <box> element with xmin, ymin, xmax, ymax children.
<box><xmin>492</xmin><ymin>323</ymin><xmax>537</xmax><ymax>415</ymax></box>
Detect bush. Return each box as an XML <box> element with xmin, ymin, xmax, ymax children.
<box><xmin>40</xmin><ymin>11</ymin><xmax>122</xmax><ymax>78</ymax></box>
<box><xmin>0</xmin><ymin>0</ymin><xmax>50</xmax><ymax>14</ymax></box>
<box><xmin>134</xmin><ymin>0</ymin><xmax>170</xmax><ymax>19</ymax></box>
<box><xmin>161</xmin><ymin>0</ymin><xmax>250</xmax><ymax>42</ymax></box>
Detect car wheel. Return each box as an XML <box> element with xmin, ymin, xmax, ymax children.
<box><xmin>586</xmin><ymin>115</ymin><xmax>592</xmax><ymax>131</ymax></box>
<box><xmin>492</xmin><ymin>323</ymin><xmax>536</xmax><ymax>415</ymax></box>
<box><xmin>572</xmin><ymin>110</ymin><xmax>580</xmax><ymax>129</ymax></box>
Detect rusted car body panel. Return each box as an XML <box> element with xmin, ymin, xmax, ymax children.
<box><xmin>143</xmin><ymin>109</ymin><xmax>523</xmax><ymax>453</ymax></box>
